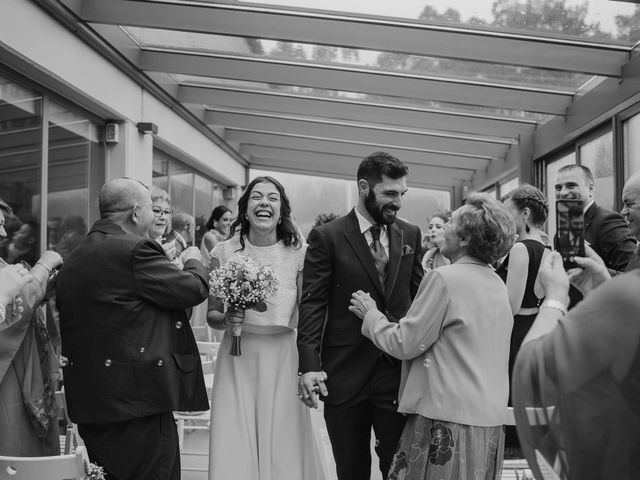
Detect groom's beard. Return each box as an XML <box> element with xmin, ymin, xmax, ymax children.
<box><xmin>365</xmin><ymin>189</ymin><xmax>398</xmax><ymax>226</ymax></box>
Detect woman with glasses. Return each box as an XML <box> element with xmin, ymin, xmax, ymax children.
<box><xmin>149</xmin><ymin>186</ymin><xmax>177</xmax><ymax>260</ymax></box>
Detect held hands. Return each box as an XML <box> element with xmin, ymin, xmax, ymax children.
<box><xmin>297</xmin><ymin>371</ymin><xmax>328</xmax><ymax>409</ymax></box>
<box><xmin>37</xmin><ymin>250</ymin><xmax>63</xmax><ymax>273</ymax></box>
<box><xmin>348</xmin><ymin>290</ymin><xmax>377</xmax><ymax>320</ymax></box>
<box><xmin>181</xmin><ymin>246</ymin><xmax>204</xmax><ymax>264</ymax></box>
<box><xmin>162</xmin><ymin>240</ymin><xmax>177</xmax><ymax>261</ymax></box>
<box><xmin>566</xmin><ymin>244</ymin><xmax>611</xmax><ymax>296</ymax></box>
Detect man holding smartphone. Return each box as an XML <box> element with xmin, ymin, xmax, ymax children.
<box><xmin>555</xmin><ymin>164</ymin><xmax>636</xmax><ymax>273</ymax></box>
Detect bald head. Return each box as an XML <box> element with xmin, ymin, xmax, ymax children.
<box><xmin>99</xmin><ymin>178</ymin><xmax>150</xmax><ymax>217</ymax></box>
<box><xmin>622</xmin><ymin>173</ymin><xmax>640</xmax><ymax>240</ymax></box>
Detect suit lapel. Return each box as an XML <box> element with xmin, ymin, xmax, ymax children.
<box><xmin>584</xmin><ymin>203</ymin><xmax>596</xmax><ymax>243</ymax></box>
<box><xmin>344</xmin><ymin>210</ymin><xmax>385</xmax><ymax>297</ymax></box>
<box><xmin>385</xmin><ymin>223</ymin><xmax>403</xmax><ymax>302</ymax></box>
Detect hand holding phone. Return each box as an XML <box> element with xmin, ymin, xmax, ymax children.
<box><xmin>555</xmin><ymin>199</ymin><xmax>585</xmax><ymax>269</ymax></box>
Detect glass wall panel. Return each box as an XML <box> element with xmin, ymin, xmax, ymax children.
<box><xmin>499</xmin><ymin>177</ymin><xmax>519</xmax><ymax>198</ymax></box>
<box><xmin>47</xmin><ymin>101</ymin><xmax>101</xmax><ymax>260</ymax></box>
<box><xmin>250</xmin><ymin>168</ymin><xmax>450</xmax><ymax>239</ymax></box>
<box><xmin>169</xmin><ymin>161</ymin><xmax>194</xmax><ymax>218</ymax></box>
<box><xmin>194</xmin><ymin>174</ymin><xmax>213</xmax><ymax>247</ymax></box>
<box><xmin>152</xmin><ymin>149</ymin><xmax>170</xmax><ymax>192</ymax></box>
<box><xmin>0</xmin><ymin>74</ymin><xmax>42</xmax><ymax>265</ymax></box>
<box><xmin>579</xmin><ymin>130</ymin><xmax>614</xmax><ymax>211</ymax></box>
<box><xmin>624</xmin><ymin>112</ymin><xmax>640</xmax><ymax>179</ymax></box>
<box><xmin>545</xmin><ymin>152</ymin><xmax>576</xmax><ymax>239</ymax></box>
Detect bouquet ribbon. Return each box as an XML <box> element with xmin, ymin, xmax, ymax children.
<box><xmin>227</xmin><ymin>308</ymin><xmax>245</xmax><ymax>356</ymax></box>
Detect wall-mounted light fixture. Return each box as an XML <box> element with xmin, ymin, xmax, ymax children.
<box><xmin>136</xmin><ymin>122</ymin><xmax>158</xmax><ymax>135</ymax></box>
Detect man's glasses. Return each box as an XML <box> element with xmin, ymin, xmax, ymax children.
<box><xmin>152</xmin><ymin>207</ymin><xmax>173</xmax><ymax>217</ymax></box>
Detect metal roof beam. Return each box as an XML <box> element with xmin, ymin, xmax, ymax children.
<box><xmin>205</xmin><ymin>109</ymin><xmax>509</xmax><ymax>157</ymax></box>
<box><xmin>239</xmin><ymin>145</ymin><xmax>476</xmax><ymax>179</ymax></box>
<box><xmin>227</xmin><ymin>130</ymin><xmax>490</xmax><ymax>171</ymax></box>
<box><xmin>179</xmin><ymin>85</ymin><xmax>535</xmax><ymax>139</ymax></box>
<box><xmin>140</xmin><ymin>49</ymin><xmax>572</xmax><ymax>114</ymax></box>
<box><xmin>76</xmin><ymin>0</ymin><xmax>629</xmax><ymax>76</ymax></box>
<box><xmin>248</xmin><ymin>154</ymin><xmax>467</xmax><ymax>188</ymax></box>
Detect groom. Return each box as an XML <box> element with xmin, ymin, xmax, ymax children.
<box><xmin>297</xmin><ymin>152</ymin><xmax>423</xmax><ymax>480</ymax></box>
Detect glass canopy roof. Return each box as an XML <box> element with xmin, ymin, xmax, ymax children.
<box><xmin>60</xmin><ymin>0</ymin><xmax>640</xmax><ymax>191</ymax></box>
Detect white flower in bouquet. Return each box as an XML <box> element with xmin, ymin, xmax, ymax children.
<box><xmin>209</xmin><ymin>256</ymin><xmax>279</xmax><ymax>355</ymax></box>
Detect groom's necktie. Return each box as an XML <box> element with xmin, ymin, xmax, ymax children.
<box><xmin>369</xmin><ymin>225</ymin><xmax>388</xmax><ymax>287</ymax></box>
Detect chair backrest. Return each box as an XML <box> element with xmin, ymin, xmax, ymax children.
<box><xmin>196</xmin><ymin>341</ymin><xmax>220</xmax><ymax>361</ymax></box>
<box><xmin>0</xmin><ymin>446</ymin><xmax>88</xmax><ymax>480</ymax></box>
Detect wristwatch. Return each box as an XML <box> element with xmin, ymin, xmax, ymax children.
<box><xmin>540</xmin><ymin>299</ymin><xmax>568</xmax><ymax>316</ymax></box>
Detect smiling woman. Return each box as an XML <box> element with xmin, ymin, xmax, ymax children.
<box><xmin>205</xmin><ymin>175</ymin><xmax>327</xmax><ymax>480</ymax></box>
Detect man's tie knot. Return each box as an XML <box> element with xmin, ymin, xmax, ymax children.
<box><xmin>370</xmin><ymin>225</ymin><xmax>382</xmax><ymax>243</ymax></box>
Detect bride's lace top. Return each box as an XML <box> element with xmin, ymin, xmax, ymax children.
<box><xmin>211</xmin><ymin>234</ymin><xmax>307</xmax><ymax>331</ymax></box>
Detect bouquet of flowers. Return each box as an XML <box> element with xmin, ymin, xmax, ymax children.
<box><xmin>209</xmin><ymin>255</ymin><xmax>279</xmax><ymax>356</ymax></box>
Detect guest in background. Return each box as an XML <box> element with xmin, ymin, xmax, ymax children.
<box><xmin>497</xmin><ymin>184</ymin><xmax>551</xmax><ymax>456</ymax></box>
<box><xmin>620</xmin><ymin>172</ymin><xmax>640</xmax><ymax>271</ymax></box>
<box><xmin>201</xmin><ymin>205</ymin><xmax>232</xmax><ymax>255</ymax></box>
<box><xmin>56</xmin><ymin>178</ymin><xmax>209</xmax><ymax>480</ymax></box>
<box><xmin>206</xmin><ymin>176</ymin><xmax>326</xmax><ymax>480</ymax></box>
<box><xmin>163</xmin><ymin>212</ymin><xmax>195</xmax><ymax>256</ymax></box>
<box><xmin>513</xmin><ymin>249</ymin><xmax>639</xmax><ymax>480</ymax></box>
<box><xmin>350</xmin><ymin>193</ymin><xmax>515</xmax><ymax>480</ymax></box>
<box><xmin>56</xmin><ymin>215</ymin><xmax>87</xmax><ymax>260</ymax></box>
<box><xmin>421</xmin><ymin>212</ymin><xmax>451</xmax><ymax>273</ymax></box>
<box><xmin>7</xmin><ymin>218</ymin><xmax>38</xmax><ymax>267</ymax></box>
<box><xmin>0</xmin><ymin>196</ymin><xmax>64</xmax><ymax>456</ymax></box>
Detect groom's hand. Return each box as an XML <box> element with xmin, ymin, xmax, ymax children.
<box><xmin>298</xmin><ymin>371</ymin><xmax>328</xmax><ymax>409</ymax></box>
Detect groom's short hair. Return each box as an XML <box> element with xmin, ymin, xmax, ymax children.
<box><xmin>357</xmin><ymin>151</ymin><xmax>408</xmax><ymax>186</ymax></box>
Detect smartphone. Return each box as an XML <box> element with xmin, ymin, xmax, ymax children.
<box><xmin>555</xmin><ymin>199</ymin><xmax>585</xmax><ymax>269</ymax></box>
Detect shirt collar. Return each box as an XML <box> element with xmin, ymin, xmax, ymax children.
<box><xmin>584</xmin><ymin>199</ymin><xmax>595</xmax><ymax>212</ymax></box>
<box><xmin>354</xmin><ymin>206</ymin><xmax>386</xmax><ymax>235</ymax></box>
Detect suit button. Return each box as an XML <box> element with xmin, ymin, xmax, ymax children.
<box><xmin>419</xmin><ymin>344</ymin><xmax>426</xmax><ymax>352</ymax></box>
<box><xmin>104</xmin><ymin>359</ymin><xmax>112</xmax><ymax>367</ymax></box>
<box><xmin>139</xmin><ymin>347</ymin><xmax>145</xmax><ymax>353</ymax></box>
<box><xmin>423</xmin><ymin>358</ymin><xmax>431</xmax><ymax>368</ymax></box>
<box><xmin>175</xmin><ymin>321</ymin><xmax>183</xmax><ymax>329</ymax></box>
<box><xmin>157</xmin><ymin>359</ymin><xmax>164</xmax><ymax>367</ymax></box>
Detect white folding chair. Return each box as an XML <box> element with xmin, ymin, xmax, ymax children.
<box><xmin>55</xmin><ymin>390</ymin><xmax>83</xmax><ymax>455</ymax></box>
<box><xmin>174</xmin><ymin>359</ymin><xmax>214</xmax><ymax>451</ymax></box>
<box><xmin>0</xmin><ymin>446</ymin><xmax>89</xmax><ymax>480</ymax></box>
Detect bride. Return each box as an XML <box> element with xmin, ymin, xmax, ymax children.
<box><xmin>207</xmin><ymin>176</ymin><xmax>327</xmax><ymax>480</ymax></box>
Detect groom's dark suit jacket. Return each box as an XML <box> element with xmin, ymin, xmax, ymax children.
<box><xmin>298</xmin><ymin>209</ymin><xmax>423</xmax><ymax>405</ymax></box>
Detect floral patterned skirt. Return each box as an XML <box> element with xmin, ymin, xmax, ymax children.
<box><xmin>388</xmin><ymin>415</ymin><xmax>504</xmax><ymax>480</ymax></box>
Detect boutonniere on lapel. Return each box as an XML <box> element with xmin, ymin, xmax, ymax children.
<box><xmin>401</xmin><ymin>245</ymin><xmax>414</xmax><ymax>256</ymax></box>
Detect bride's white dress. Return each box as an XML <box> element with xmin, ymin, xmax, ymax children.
<box><xmin>208</xmin><ymin>235</ymin><xmax>328</xmax><ymax>480</ymax></box>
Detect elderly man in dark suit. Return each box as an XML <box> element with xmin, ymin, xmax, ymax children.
<box><xmin>297</xmin><ymin>152</ymin><xmax>423</xmax><ymax>480</ymax></box>
<box><xmin>56</xmin><ymin>178</ymin><xmax>209</xmax><ymax>480</ymax></box>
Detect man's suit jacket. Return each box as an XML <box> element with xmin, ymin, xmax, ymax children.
<box><xmin>56</xmin><ymin>219</ymin><xmax>210</xmax><ymax>424</ymax></box>
<box><xmin>584</xmin><ymin>202</ymin><xmax>636</xmax><ymax>272</ymax></box>
<box><xmin>298</xmin><ymin>209</ymin><xmax>423</xmax><ymax>405</ymax></box>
